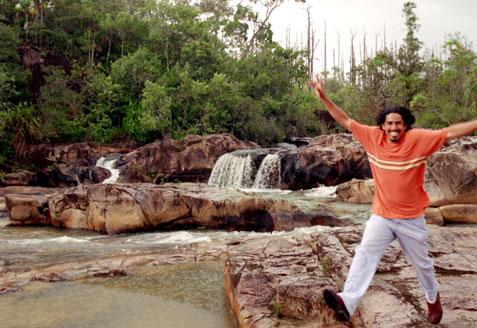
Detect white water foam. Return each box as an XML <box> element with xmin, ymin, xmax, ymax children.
<box><xmin>8</xmin><ymin>236</ymin><xmax>90</xmax><ymax>245</ymax></box>
<box><xmin>303</xmin><ymin>185</ymin><xmax>337</xmax><ymax>198</ymax></box>
<box><xmin>96</xmin><ymin>156</ymin><xmax>120</xmax><ymax>184</ymax></box>
<box><xmin>208</xmin><ymin>153</ymin><xmax>254</xmax><ymax>188</ymax></box>
<box><xmin>159</xmin><ymin>231</ymin><xmax>212</xmax><ymax>244</ymax></box>
<box><xmin>252</xmin><ymin>154</ymin><xmax>281</xmax><ymax>189</ymax></box>
<box><xmin>133</xmin><ymin>231</ymin><xmax>213</xmax><ymax>244</ymax></box>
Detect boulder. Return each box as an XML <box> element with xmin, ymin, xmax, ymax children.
<box><xmin>35</xmin><ymin>164</ymin><xmax>111</xmax><ymax>187</ymax></box>
<box><xmin>1</xmin><ymin>186</ymin><xmax>60</xmax><ymax>225</ymax></box>
<box><xmin>336</xmin><ymin>178</ymin><xmax>375</xmax><ymax>203</ymax></box>
<box><xmin>1</xmin><ymin>171</ymin><xmax>36</xmax><ymax>186</ymax></box>
<box><xmin>5</xmin><ymin>194</ymin><xmax>50</xmax><ymax>225</ymax></box>
<box><xmin>278</xmin><ymin>134</ymin><xmax>372</xmax><ymax>189</ymax></box>
<box><xmin>439</xmin><ymin>204</ymin><xmax>477</xmax><ymax>224</ymax></box>
<box><xmin>425</xmin><ymin>147</ymin><xmax>477</xmax><ymax>206</ymax></box>
<box><xmin>423</xmin><ymin>207</ymin><xmax>444</xmax><ymax>226</ymax></box>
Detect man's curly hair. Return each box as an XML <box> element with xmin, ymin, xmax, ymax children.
<box><xmin>375</xmin><ymin>106</ymin><xmax>415</xmax><ymax>131</ymax></box>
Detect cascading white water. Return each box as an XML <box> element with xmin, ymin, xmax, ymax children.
<box><xmin>252</xmin><ymin>154</ymin><xmax>281</xmax><ymax>189</ymax></box>
<box><xmin>208</xmin><ymin>151</ymin><xmax>281</xmax><ymax>189</ymax></box>
<box><xmin>208</xmin><ymin>152</ymin><xmax>255</xmax><ymax>188</ymax></box>
<box><xmin>96</xmin><ymin>156</ymin><xmax>120</xmax><ymax>184</ymax></box>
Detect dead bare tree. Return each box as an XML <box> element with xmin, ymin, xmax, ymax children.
<box><xmin>349</xmin><ymin>29</ymin><xmax>357</xmax><ymax>85</ymax></box>
<box><xmin>363</xmin><ymin>27</ymin><xmax>367</xmax><ymax>66</ymax></box>
<box><xmin>285</xmin><ymin>25</ymin><xmax>291</xmax><ymax>49</ymax></box>
<box><xmin>305</xmin><ymin>6</ymin><xmax>319</xmax><ymax>78</ymax></box>
<box><xmin>375</xmin><ymin>33</ymin><xmax>379</xmax><ymax>56</ymax></box>
<box><xmin>333</xmin><ymin>48</ymin><xmax>336</xmax><ymax>72</ymax></box>
<box><xmin>247</xmin><ymin>0</ymin><xmax>282</xmax><ymax>52</ymax></box>
<box><xmin>337</xmin><ymin>31</ymin><xmax>341</xmax><ymax>73</ymax></box>
<box><xmin>324</xmin><ymin>20</ymin><xmax>327</xmax><ymax>76</ymax></box>
<box><xmin>247</xmin><ymin>0</ymin><xmax>306</xmax><ymax>52</ymax></box>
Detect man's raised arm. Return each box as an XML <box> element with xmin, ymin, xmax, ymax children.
<box><xmin>308</xmin><ymin>75</ymin><xmax>353</xmax><ymax>131</ymax></box>
<box><xmin>446</xmin><ymin>120</ymin><xmax>477</xmax><ymax>139</ymax></box>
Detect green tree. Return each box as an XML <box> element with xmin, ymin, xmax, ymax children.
<box><xmin>109</xmin><ymin>46</ymin><xmax>162</xmax><ymax>104</ymax></box>
<box><xmin>416</xmin><ymin>35</ymin><xmax>477</xmax><ymax>128</ymax></box>
<box><xmin>0</xmin><ymin>23</ymin><xmax>28</xmax><ymax>109</ymax></box>
<box><xmin>138</xmin><ymin>80</ymin><xmax>173</xmax><ymax>140</ymax></box>
<box><xmin>113</xmin><ymin>11</ymin><xmax>149</xmax><ymax>57</ymax></box>
<box><xmin>80</xmin><ymin>69</ymin><xmax>120</xmax><ymax>142</ymax></box>
<box><xmin>396</xmin><ymin>1</ymin><xmax>423</xmax><ymax>105</ymax></box>
<box><xmin>37</xmin><ymin>67</ymin><xmax>85</xmax><ymax>142</ymax></box>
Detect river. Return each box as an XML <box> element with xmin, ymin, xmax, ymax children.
<box><xmin>0</xmin><ymin>186</ymin><xmax>371</xmax><ymax>328</ymax></box>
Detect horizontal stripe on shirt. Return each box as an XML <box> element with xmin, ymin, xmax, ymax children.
<box><xmin>367</xmin><ymin>152</ymin><xmax>427</xmax><ymax>171</ymax></box>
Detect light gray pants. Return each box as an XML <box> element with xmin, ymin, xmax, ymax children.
<box><xmin>339</xmin><ymin>214</ymin><xmax>439</xmax><ymax>315</ymax></box>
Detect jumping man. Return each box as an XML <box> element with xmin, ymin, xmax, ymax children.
<box><xmin>308</xmin><ymin>75</ymin><xmax>477</xmax><ymax>324</ymax></box>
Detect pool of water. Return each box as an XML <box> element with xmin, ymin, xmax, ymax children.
<box><xmin>0</xmin><ymin>262</ymin><xmax>235</xmax><ymax>328</ymax></box>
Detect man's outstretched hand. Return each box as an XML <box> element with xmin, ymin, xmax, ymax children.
<box><xmin>307</xmin><ymin>74</ymin><xmax>352</xmax><ymax>130</ymax></box>
<box><xmin>307</xmin><ymin>74</ymin><xmax>325</xmax><ymax>99</ymax></box>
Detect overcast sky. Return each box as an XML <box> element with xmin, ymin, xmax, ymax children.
<box><xmin>252</xmin><ymin>0</ymin><xmax>477</xmax><ymax>72</ymax></box>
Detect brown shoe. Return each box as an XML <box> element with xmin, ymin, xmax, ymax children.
<box><xmin>323</xmin><ymin>288</ymin><xmax>350</xmax><ymax>322</ymax></box>
<box><xmin>427</xmin><ymin>293</ymin><xmax>443</xmax><ymax>324</ymax></box>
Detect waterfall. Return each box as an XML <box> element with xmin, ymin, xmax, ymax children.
<box><xmin>96</xmin><ymin>156</ymin><xmax>120</xmax><ymax>184</ymax></box>
<box><xmin>208</xmin><ymin>152</ymin><xmax>255</xmax><ymax>188</ymax></box>
<box><xmin>208</xmin><ymin>151</ymin><xmax>281</xmax><ymax>189</ymax></box>
<box><xmin>252</xmin><ymin>154</ymin><xmax>281</xmax><ymax>189</ymax></box>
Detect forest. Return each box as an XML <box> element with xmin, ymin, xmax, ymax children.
<box><xmin>1</xmin><ymin>0</ymin><xmax>476</xmax><ymax>172</ymax></box>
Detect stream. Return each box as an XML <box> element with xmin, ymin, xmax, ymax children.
<box><xmin>0</xmin><ymin>185</ymin><xmax>371</xmax><ymax>328</ymax></box>
<box><xmin>0</xmin><ymin>226</ymin><xmax>239</xmax><ymax>328</ymax></box>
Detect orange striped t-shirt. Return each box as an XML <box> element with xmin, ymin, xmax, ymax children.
<box><xmin>351</xmin><ymin>120</ymin><xmax>447</xmax><ymax>219</ymax></box>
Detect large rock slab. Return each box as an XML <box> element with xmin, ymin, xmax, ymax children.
<box><xmin>5</xmin><ymin>183</ymin><xmax>364</xmax><ymax>234</ymax></box>
<box><xmin>224</xmin><ymin>224</ymin><xmax>477</xmax><ymax>327</ymax></box>
<box><xmin>424</xmin><ymin>136</ymin><xmax>477</xmax><ymax>206</ymax></box>
<box><xmin>425</xmin><ymin>148</ymin><xmax>477</xmax><ymax>206</ymax></box>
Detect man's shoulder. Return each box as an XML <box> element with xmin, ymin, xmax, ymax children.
<box><xmin>351</xmin><ymin>120</ymin><xmax>381</xmax><ymax>134</ymax></box>
<box><xmin>406</xmin><ymin>127</ymin><xmax>445</xmax><ymax>138</ymax></box>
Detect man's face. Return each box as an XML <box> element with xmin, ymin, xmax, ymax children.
<box><xmin>381</xmin><ymin>113</ymin><xmax>407</xmax><ymax>143</ymax></box>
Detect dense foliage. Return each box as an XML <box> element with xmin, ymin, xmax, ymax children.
<box><xmin>0</xmin><ymin>0</ymin><xmax>476</xmax><ymax>170</ymax></box>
